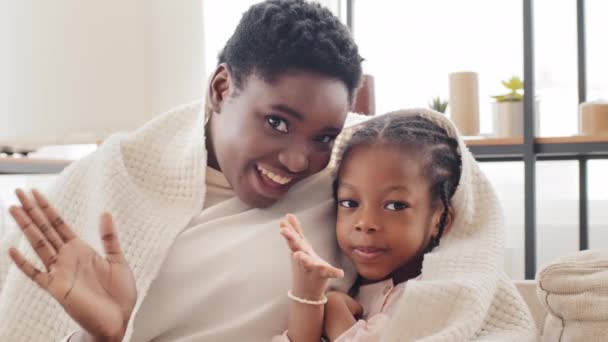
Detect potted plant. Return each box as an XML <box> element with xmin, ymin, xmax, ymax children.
<box><xmin>429</xmin><ymin>96</ymin><xmax>448</xmax><ymax>114</ymax></box>
<box><xmin>491</xmin><ymin>76</ymin><xmax>539</xmax><ymax>137</ymax></box>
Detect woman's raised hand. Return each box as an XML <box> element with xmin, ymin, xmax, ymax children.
<box><xmin>7</xmin><ymin>189</ymin><xmax>137</xmax><ymax>341</ymax></box>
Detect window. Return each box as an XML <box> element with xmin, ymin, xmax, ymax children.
<box><xmin>353</xmin><ymin>0</ymin><xmax>608</xmax><ymax>279</ymax></box>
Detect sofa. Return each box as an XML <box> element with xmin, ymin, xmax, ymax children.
<box><xmin>515</xmin><ymin>249</ymin><xmax>608</xmax><ymax>342</ymax></box>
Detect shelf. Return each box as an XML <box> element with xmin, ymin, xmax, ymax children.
<box><xmin>0</xmin><ymin>158</ymin><xmax>71</xmax><ymax>174</ymax></box>
<box><xmin>464</xmin><ymin>135</ymin><xmax>608</xmax><ymax>161</ymax></box>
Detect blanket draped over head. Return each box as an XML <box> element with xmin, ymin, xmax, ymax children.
<box><xmin>0</xmin><ymin>104</ymin><xmax>536</xmax><ymax>341</ymax></box>
<box><xmin>334</xmin><ymin>109</ymin><xmax>537</xmax><ymax>341</ymax></box>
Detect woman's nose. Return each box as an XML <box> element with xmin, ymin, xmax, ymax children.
<box><xmin>278</xmin><ymin>146</ymin><xmax>309</xmax><ymax>173</ymax></box>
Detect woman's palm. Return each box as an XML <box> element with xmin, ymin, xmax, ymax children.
<box><xmin>8</xmin><ymin>189</ymin><xmax>136</xmax><ymax>340</ymax></box>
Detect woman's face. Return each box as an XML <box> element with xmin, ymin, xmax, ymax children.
<box><xmin>207</xmin><ymin>65</ymin><xmax>350</xmax><ymax>208</ymax></box>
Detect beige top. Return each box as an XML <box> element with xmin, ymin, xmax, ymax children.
<box><xmin>127</xmin><ymin>167</ymin><xmax>342</xmax><ymax>342</ymax></box>
<box><xmin>131</xmin><ymin>167</ymin><xmax>236</xmax><ymax>341</ymax></box>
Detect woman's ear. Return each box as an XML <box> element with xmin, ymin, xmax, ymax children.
<box><xmin>208</xmin><ymin>63</ymin><xmax>232</xmax><ymax>114</ymax></box>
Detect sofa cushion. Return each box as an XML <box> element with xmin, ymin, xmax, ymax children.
<box><xmin>536</xmin><ymin>249</ymin><xmax>608</xmax><ymax>342</ymax></box>
<box><xmin>515</xmin><ymin>280</ymin><xmax>546</xmax><ymax>335</ymax></box>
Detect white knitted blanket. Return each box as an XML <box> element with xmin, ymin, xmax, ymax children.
<box><xmin>0</xmin><ymin>105</ymin><xmax>537</xmax><ymax>341</ymax></box>
<box><xmin>0</xmin><ymin>102</ymin><xmax>208</xmax><ymax>341</ymax></box>
<box><xmin>336</xmin><ymin>109</ymin><xmax>538</xmax><ymax>341</ymax></box>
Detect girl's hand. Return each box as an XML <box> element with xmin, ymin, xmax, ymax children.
<box><xmin>326</xmin><ymin>291</ymin><xmax>363</xmax><ymax>317</ymax></box>
<box><xmin>279</xmin><ymin>214</ymin><xmax>344</xmax><ymax>300</ymax></box>
<box><xmin>323</xmin><ymin>291</ymin><xmax>362</xmax><ymax>341</ymax></box>
<box><xmin>7</xmin><ymin>189</ymin><xmax>137</xmax><ymax>342</ymax></box>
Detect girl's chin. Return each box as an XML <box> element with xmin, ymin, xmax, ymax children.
<box><xmin>356</xmin><ymin>268</ymin><xmax>391</xmax><ymax>283</ymax></box>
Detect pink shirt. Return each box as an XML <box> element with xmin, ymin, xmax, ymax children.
<box><xmin>273</xmin><ymin>278</ymin><xmax>407</xmax><ymax>342</ymax></box>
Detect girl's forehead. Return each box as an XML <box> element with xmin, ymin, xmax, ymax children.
<box><xmin>340</xmin><ymin>144</ymin><xmax>427</xmax><ymax>179</ymax></box>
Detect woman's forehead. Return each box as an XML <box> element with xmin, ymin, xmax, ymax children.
<box><xmin>240</xmin><ymin>72</ymin><xmax>350</xmax><ymax>127</ymax></box>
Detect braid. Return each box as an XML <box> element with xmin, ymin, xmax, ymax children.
<box><xmin>429</xmin><ymin>181</ymin><xmax>451</xmax><ymax>249</ymax></box>
<box><xmin>334</xmin><ymin>113</ymin><xmax>462</xmax><ymax>251</ymax></box>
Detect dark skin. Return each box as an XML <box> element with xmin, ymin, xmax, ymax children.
<box><xmin>279</xmin><ymin>143</ymin><xmax>454</xmax><ymax>341</ymax></box>
<box><xmin>7</xmin><ymin>64</ymin><xmax>351</xmax><ymax>341</ymax></box>
<box><xmin>336</xmin><ymin>144</ymin><xmax>454</xmax><ymax>286</ymax></box>
<box><xmin>207</xmin><ymin>64</ymin><xmax>349</xmax><ymax>208</ymax></box>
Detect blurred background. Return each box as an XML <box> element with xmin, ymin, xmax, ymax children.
<box><xmin>1</xmin><ymin>0</ymin><xmax>607</xmax><ymax>279</ymax></box>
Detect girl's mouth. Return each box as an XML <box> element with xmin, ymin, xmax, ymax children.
<box><xmin>352</xmin><ymin>246</ymin><xmax>387</xmax><ymax>261</ymax></box>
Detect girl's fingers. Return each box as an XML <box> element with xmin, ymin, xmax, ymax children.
<box><xmin>293</xmin><ymin>251</ymin><xmax>314</xmax><ymax>269</ymax></box>
<box><xmin>323</xmin><ymin>265</ymin><xmax>344</xmax><ymax>279</ymax></box>
<box><xmin>16</xmin><ymin>189</ymin><xmax>64</xmax><ymax>251</ymax></box>
<box><xmin>280</xmin><ymin>227</ymin><xmax>306</xmax><ymax>253</ymax></box>
<box><xmin>286</xmin><ymin>214</ymin><xmax>305</xmax><ymax>238</ymax></box>
<box><xmin>293</xmin><ymin>252</ymin><xmax>344</xmax><ymax>279</ymax></box>
<box><xmin>8</xmin><ymin>247</ymin><xmax>53</xmax><ymax>289</ymax></box>
<box><xmin>98</xmin><ymin>212</ymin><xmax>126</xmax><ymax>264</ymax></box>
<box><xmin>31</xmin><ymin>189</ymin><xmax>76</xmax><ymax>242</ymax></box>
<box><xmin>284</xmin><ymin>214</ymin><xmax>316</xmax><ymax>254</ymax></box>
<box><xmin>9</xmin><ymin>206</ymin><xmax>58</xmax><ymax>269</ymax></box>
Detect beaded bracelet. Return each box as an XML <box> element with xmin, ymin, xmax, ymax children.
<box><xmin>287</xmin><ymin>290</ymin><xmax>328</xmax><ymax>305</ymax></box>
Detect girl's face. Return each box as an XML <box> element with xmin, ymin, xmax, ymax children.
<box><xmin>336</xmin><ymin>143</ymin><xmax>445</xmax><ymax>283</ymax></box>
<box><xmin>207</xmin><ymin>65</ymin><xmax>349</xmax><ymax>208</ymax></box>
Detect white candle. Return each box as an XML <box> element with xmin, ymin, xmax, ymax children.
<box><xmin>449</xmin><ymin>72</ymin><xmax>480</xmax><ymax>136</ymax></box>
<box><xmin>579</xmin><ymin>101</ymin><xmax>608</xmax><ymax>135</ymax></box>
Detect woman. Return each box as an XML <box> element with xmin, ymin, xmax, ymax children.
<box><xmin>0</xmin><ymin>1</ymin><xmax>362</xmax><ymax>341</ymax></box>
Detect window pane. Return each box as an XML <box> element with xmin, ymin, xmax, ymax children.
<box><xmin>479</xmin><ymin>162</ymin><xmax>525</xmax><ymax>279</ymax></box>
<box><xmin>588</xmin><ymin>160</ymin><xmax>608</xmax><ymax>249</ymax></box>
<box><xmin>536</xmin><ymin>161</ymin><xmax>579</xmax><ymax>267</ymax></box>
<box><xmin>586</xmin><ymin>0</ymin><xmax>608</xmax><ymax>101</ymax></box>
<box><xmin>534</xmin><ymin>0</ymin><xmax>578</xmax><ymax>136</ymax></box>
<box><xmin>353</xmin><ymin>0</ymin><xmax>522</xmax><ymax>134</ymax></box>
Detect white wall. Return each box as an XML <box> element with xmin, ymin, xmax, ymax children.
<box><xmin>0</xmin><ymin>0</ymin><xmax>205</xmax><ymax>147</ymax></box>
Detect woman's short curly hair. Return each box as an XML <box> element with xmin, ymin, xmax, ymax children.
<box><xmin>218</xmin><ymin>0</ymin><xmax>363</xmax><ymax>103</ymax></box>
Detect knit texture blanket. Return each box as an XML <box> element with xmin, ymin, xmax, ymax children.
<box><xmin>0</xmin><ymin>101</ymin><xmax>208</xmax><ymax>341</ymax></box>
<box><xmin>335</xmin><ymin>109</ymin><xmax>538</xmax><ymax>341</ymax></box>
<box><xmin>0</xmin><ymin>105</ymin><xmax>537</xmax><ymax>341</ymax></box>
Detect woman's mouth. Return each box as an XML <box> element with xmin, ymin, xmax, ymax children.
<box><xmin>257</xmin><ymin>165</ymin><xmax>293</xmax><ymax>185</ymax></box>
<box><xmin>352</xmin><ymin>246</ymin><xmax>387</xmax><ymax>261</ymax></box>
<box><xmin>252</xmin><ymin>164</ymin><xmax>295</xmax><ymax>199</ymax></box>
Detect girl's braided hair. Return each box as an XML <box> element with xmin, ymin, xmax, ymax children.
<box><xmin>333</xmin><ymin>113</ymin><xmax>462</xmax><ymax>250</ymax></box>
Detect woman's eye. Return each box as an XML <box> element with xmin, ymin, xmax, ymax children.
<box><xmin>315</xmin><ymin>135</ymin><xmax>335</xmax><ymax>144</ymax></box>
<box><xmin>267</xmin><ymin>116</ymin><xmax>289</xmax><ymax>133</ymax></box>
<box><xmin>339</xmin><ymin>200</ymin><xmax>358</xmax><ymax>208</ymax></box>
<box><xmin>385</xmin><ymin>202</ymin><xmax>408</xmax><ymax>211</ymax></box>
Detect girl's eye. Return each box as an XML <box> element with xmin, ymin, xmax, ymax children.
<box><xmin>385</xmin><ymin>202</ymin><xmax>408</xmax><ymax>211</ymax></box>
<box><xmin>267</xmin><ymin>116</ymin><xmax>289</xmax><ymax>133</ymax></box>
<box><xmin>339</xmin><ymin>200</ymin><xmax>358</xmax><ymax>208</ymax></box>
<box><xmin>315</xmin><ymin>135</ymin><xmax>336</xmax><ymax>145</ymax></box>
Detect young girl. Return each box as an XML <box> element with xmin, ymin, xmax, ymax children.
<box><xmin>272</xmin><ymin>112</ymin><xmax>460</xmax><ymax>341</ymax></box>
<box><xmin>273</xmin><ymin>110</ymin><xmax>537</xmax><ymax>341</ymax></box>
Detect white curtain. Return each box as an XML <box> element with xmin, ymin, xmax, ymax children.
<box><xmin>0</xmin><ymin>0</ymin><xmax>205</xmax><ymax>147</ymax></box>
